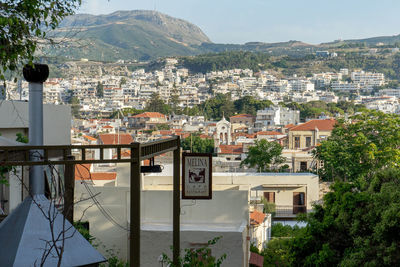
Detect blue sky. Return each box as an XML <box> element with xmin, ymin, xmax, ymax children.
<box><xmin>79</xmin><ymin>0</ymin><xmax>400</xmax><ymax>44</ymax></box>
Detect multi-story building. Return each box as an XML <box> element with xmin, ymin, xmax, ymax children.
<box><xmin>351</xmin><ymin>71</ymin><xmax>385</xmax><ymax>88</ymax></box>
<box><xmin>255</xmin><ymin>106</ymin><xmax>300</xmax><ymax>128</ymax></box>
<box><xmin>288</xmin><ymin>119</ymin><xmax>336</xmax><ymax>150</ymax></box>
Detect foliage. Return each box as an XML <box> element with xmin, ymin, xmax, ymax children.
<box><xmin>96</xmin><ymin>82</ymin><xmax>104</xmax><ymax>98</ymax></box>
<box><xmin>156</xmin><ymin>124</ymin><xmax>171</xmax><ymax>130</ymax></box>
<box><xmin>162</xmin><ymin>236</ymin><xmax>226</xmax><ymax>267</ymax></box>
<box><xmin>282</xmin><ymin>100</ymin><xmax>364</xmax><ymax>121</ymax></box>
<box><xmin>69</xmin><ymin>96</ymin><xmax>81</xmax><ymax>118</ymax></box>
<box><xmin>234</xmin><ymin>96</ymin><xmax>273</xmax><ymax>116</ymax></box>
<box><xmin>199</xmin><ymin>93</ymin><xmax>235</xmax><ymax>120</ymax></box>
<box><xmin>241</xmin><ymin>140</ymin><xmax>287</xmax><ymax>172</ymax></box>
<box><xmin>314</xmin><ymin>111</ymin><xmax>400</xmax><ymax>182</ymax></box>
<box><xmin>263</xmin><ymin>238</ymin><xmax>293</xmax><ymax>267</ymax></box>
<box><xmin>181</xmin><ymin>135</ymin><xmax>214</xmax><ymax>154</ymax></box>
<box><xmin>73</xmin><ymin>221</ymin><xmax>95</xmax><ymax>245</ymax></box>
<box><xmin>290</xmin><ymin>168</ymin><xmax>400</xmax><ymax>266</ymax></box>
<box><xmin>0</xmin><ymin>133</ymin><xmax>28</xmax><ymax>184</ymax></box>
<box><xmin>0</xmin><ymin>0</ymin><xmax>81</xmax><ymax>79</ymax></box>
<box><xmin>180</xmin><ymin>51</ymin><xmax>272</xmax><ymax>73</ymax></box>
<box><xmin>145</xmin><ymin>93</ymin><xmax>171</xmax><ymax>115</ymax></box>
<box><xmin>271</xmin><ymin>223</ymin><xmax>303</xmax><ymax>238</ymax></box>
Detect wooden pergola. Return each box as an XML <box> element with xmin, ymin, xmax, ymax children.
<box><xmin>0</xmin><ymin>136</ymin><xmax>181</xmax><ymax>266</ymax></box>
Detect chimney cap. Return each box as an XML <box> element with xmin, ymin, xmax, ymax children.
<box><xmin>23</xmin><ymin>63</ymin><xmax>49</xmax><ymax>83</ymax></box>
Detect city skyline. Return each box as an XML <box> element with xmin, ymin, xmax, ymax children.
<box><xmin>79</xmin><ymin>0</ymin><xmax>400</xmax><ymax>45</ymax></box>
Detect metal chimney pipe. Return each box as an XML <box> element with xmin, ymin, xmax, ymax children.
<box><xmin>23</xmin><ymin>64</ymin><xmax>49</xmax><ymax>195</ymax></box>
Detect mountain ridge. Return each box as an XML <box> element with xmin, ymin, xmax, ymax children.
<box><xmin>41</xmin><ymin>10</ymin><xmax>400</xmax><ymax>62</ymax></box>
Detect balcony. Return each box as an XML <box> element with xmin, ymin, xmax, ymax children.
<box><xmin>274</xmin><ymin>205</ymin><xmax>307</xmax><ymax>218</ymax></box>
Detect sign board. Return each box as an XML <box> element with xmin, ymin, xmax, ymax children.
<box><xmin>182</xmin><ymin>153</ymin><xmax>212</xmax><ymax>199</ymax></box>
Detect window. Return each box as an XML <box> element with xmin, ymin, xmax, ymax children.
<box><xmin>294</xmin><ymin>136</ymin><xmax>300</xmax><ymax>148</ymax></box>
<box><xmin>300</xmin><ymin>161</ymin><xmax>307</xmax><ymax>172</ymax></box>
<box><xmin>263</xmin><ymin>192</ymin><xmax>275</xmax><ymax>203</ymax></box>
<box><xmin>305</xmin><ymin>136</ymin><xmax>312</xmax><ymax>147</ymax></box>
<box><xmin>293</xmin><ymin>192</ymin><xmax>306</xmax><ymax>214</ymax></box>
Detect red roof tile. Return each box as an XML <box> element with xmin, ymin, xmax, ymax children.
<box><xmin>102</xmin><ymin>125</ymin><xmax>114</xmax><ymax>129</ymax></box>
<box><xmin>256</xmin><ymin>131</ymin><xmax>282</xmax><ymax>136</ymax></box>
<box><xmin>230</xmin><ymin>114</ymin><xmax>255</xmax><ymax>119</ymax></box>
<box><xmin>131</xmin><ymin>112</ymin><xmax>166</xmax><ymax>118</ymax></box>
<box><xmin>250</xmin><ymin>210</ymin><xmax>266</xmax><ymax>225</ymax></box>
<box><xmin>99</xmin><ymin>134</ymin><xmax>133</xmax><ymax>145</ymax></box>
<box><xmin>289</xmin><ymin>119</ymin><xmax>336</xmax><ymax>132</ymax></box>
<box><xmin>74</xmin><ymin>164</ymin><xmax>116</xmax><ymax>180</ymax></box>
<box><xmin>83</xmin><ymin>135</ymin><xmax>97</xmax><ymax>141</ymax></box>
<box><xmin>284</xmin><ymin>123</ymin><xmax>295</xmax><ymax>129</ymax></box>
<box><xmin>219</xmin><ymin>144</ymin><xmax>243</xmax><ymax>154</ymax></box>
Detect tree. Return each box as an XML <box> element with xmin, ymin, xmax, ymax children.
<box><xmin>70</xmin><ymin>96</ymin><xmax>80</xmax><ymax>118</ymax></box>
<box><xmin>314</xmin><ymin>111</ymin><xmax>400</xmax><ymax>182</ymax></box>
<box><xmin>290</xmin><ymin>168</ymin><xmax>400</xmax><ymax>266</ymax></box>
<box><xmin>145</xmin><ymin>93</ymin><xmax>171</xmax><ymax>115</ymax></box>
<box><xmin>241</xmin><ymin>140</ymin><xmax>288</xmax><ymax>172</ymax></box>
<box><xmin>96</xmin><ymin>81</ymin><xmax>104</xmax><ymax>98</ymax></box>
<box><xmin>0</xmin><ymin>0</ymin><xmax>82</xmax><ymax>80</ymax></box>
<box><xmin>181</xmin><ymin>135</ymin><xmax>214</xmax><ymax>154</ymax></box>
<box><xmin>119</xmin><ymin>77</ymin><xmax>127</xmax><ymax>87</ymax></box>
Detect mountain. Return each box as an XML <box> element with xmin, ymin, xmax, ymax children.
<box><xmin>41</xmin><ymin>10</ymin><xmax>400</xmax><ymax>62</ymax></box>
<box><xmin>322</xmin><ymin>34</ymin><xmax>400</xmax><ymax>46</ymax></box>
<box><xmin>43</xmin><ymin>10</ymin><xmax>212</xmax><ymax>61</ymax></box>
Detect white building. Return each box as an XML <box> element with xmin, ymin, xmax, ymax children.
<box><xmin>255</xmin><ymin>106</ymin><xmax>300</xmax><ymax>128</ymax></box>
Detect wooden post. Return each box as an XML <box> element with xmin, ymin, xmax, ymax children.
<box><xmin>173</xmin><ymin>137</ymin><xmax>181</xmax><ymax>266</ymax></box>
<box><xmin>64</xmin><ymin>155</ymin><xmax>75</xmax><ymax>223</ymax></box>
<box><xmin>130</xmin><ymin>143</ymin><xmax>141</xmax><ymax>267</ymax></box>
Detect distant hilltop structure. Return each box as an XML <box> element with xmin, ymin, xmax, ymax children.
<box><xmin>316</xmin><ymin>51</ymin><xmax>337</xmax><ymax>58</ymax></box>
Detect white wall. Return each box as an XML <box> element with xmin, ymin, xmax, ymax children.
<box><xmin>0</xmin><ymin>100</ymin><xmax>71</xmax><ymax>145</ymax></box>
<box><xmin>74</xmin><ymin>186</ymin><xmax>249</xmax><ymax>266</ymax></box>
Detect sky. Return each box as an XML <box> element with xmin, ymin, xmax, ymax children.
<box><xmin>79</xmin><ymin>0</ymin><xmax>400</xmax><ymax>45</ymax></box>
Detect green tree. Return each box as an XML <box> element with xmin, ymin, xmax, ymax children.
<box><xmin>0</xmin><ymin>0</ymin><xmax>81</xmax><ymax>80</ymax></box>
<box><xmin>96</xmin><ymin>82</ymin><xmax>104</xmax><ymax>98</ymax></box>
<box><xmin>291</xmin><ymin>168</ymin><xmax>400</xmax><ymax>266</ymax></box>
<box><xmin>145</xmin><ymin>93</ymin><xmax>171</xmax><ymax>115</ymax></box>
<box><xmin>162</xmin><ymin>236</ymin><xmax>226</xmax><ymax>267</ymax></box>
<box><xmin>314</xmin><ymin>111</ymin><xmax>400</xmax><ymax>182</ymax></box>
<box><xmin>70</xmin><ymin>96</ymin><xmax>80</xmax><ymax>118</ymax></box>
<box><xmin>119</xmin><ymin>77</ymin><xmax>127</xmax><ymax>87</ymax></box>
<box><xmin>241</xmin><ymin>140</ymin><xmax>288</xmax><ymax>172</ymax></box>
<box><xmin>181</xmin><ymin>135</ymin><xmax>214</xmax><ymax>154</ymax></box>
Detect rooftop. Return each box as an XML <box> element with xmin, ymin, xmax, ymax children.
<box><xmin>289</xmin><ymin>119</ymin><xmax>336</xmax><ymax>131</ymax></box>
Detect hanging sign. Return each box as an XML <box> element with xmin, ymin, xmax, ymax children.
<box><xmin>182</xmin><ymin>152</ymin><xmax>212</xmax><ymax>199</ymax></box>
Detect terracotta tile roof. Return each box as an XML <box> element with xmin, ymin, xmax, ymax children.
<box><xmin>233</xmin><ymin>133</ymin><xmax>256</xmax><ymax>138</ymax></box>
<box><xmin>74</xmin><ymin>164</ymin><xmax>116</xmax><ymax>181</ymax></box>
<box><xmin>219</xmin><ymin>144</ymin><xmax>243</xmax><ymax>154</ymax></box>
<box><xmin>102</xmin><ymin>125</ymin><xmax>113</xmax><ymax>129</ymax></box>
<box><xmin>199</xmin><ymin>134</ymin><xmax>212</xmax><ymax>139</ymax></box>
<box><xmin>83</xmin><ymin>135</ymin><xmax>97</xmax><ymax>141</ymax></box>
<box><xmin>250</xmin><ymin>210</ymin><xmax>266</xmax><ymax>225</ymax></box>
<box><xmin>289</xmin><ymin>119</ymin><xmax>336</xmax><ymax>132</ymax></box>
<box><xmin>230</xmin><ymin>114</ymin><xmax>255</xmax><ymax>119</ymax></box>
<box><xmin>249</xmin><ymin>252</ymin><xmax>264</xmax><ymax>267</ymax></box>
<box><xmin>99</xmin><ymin>134</ymin><xmax>133</xmax><ymax>145</ymax></box>
<box><xmin>284</xmin><ymin>123</ymin><xmax>295</xmax><ymax>129</ymax></box>
<box><xmin>131</xmin><ymin>112</ymin><xmax>166</xmax><ymax>118</ymax></box>
<box><xmin>159</xmin><ymin>130</ymin><xmax>173</xmax><ymax>135</ymax></box>
<box><xmin>257</xmin><ymin>131</ymin><xmax>282</xmax><ymax>136</ymax></box>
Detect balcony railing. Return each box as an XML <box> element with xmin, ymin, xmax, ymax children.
<box><xmin>274</xmin><ymin>205</ymin><xmax>307</xmax><ymax>218</ymax></box>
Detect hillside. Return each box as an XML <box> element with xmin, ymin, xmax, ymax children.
<box><xmin>42</xmin><ymin>10</ymin><xmax>212</xmax><ymax>61</ymax></box>
<box><xmin>39</xmin><ymin>10</ymin><xmax>400</xmax><ymax>62</ymax></box>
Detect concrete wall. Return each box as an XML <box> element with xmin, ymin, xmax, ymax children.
<box><xmin>144</xmin><ymin>172</ymin><xmax>319</xmax><ymax>210</ymax></box>
<box><xmin>0</xmin><ymin>100</ymin><xmax>71</xmax><ymax>145</ymax></box>
<box><xmin>74</xmin><ymin>186</ymin><xmax>249</xmax><ymax>266</ymax></box>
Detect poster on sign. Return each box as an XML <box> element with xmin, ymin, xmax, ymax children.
<box><xmin>182</xmin><ymin>153</ymin><xmax>212</xmax><ymax>199</ymax></box>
